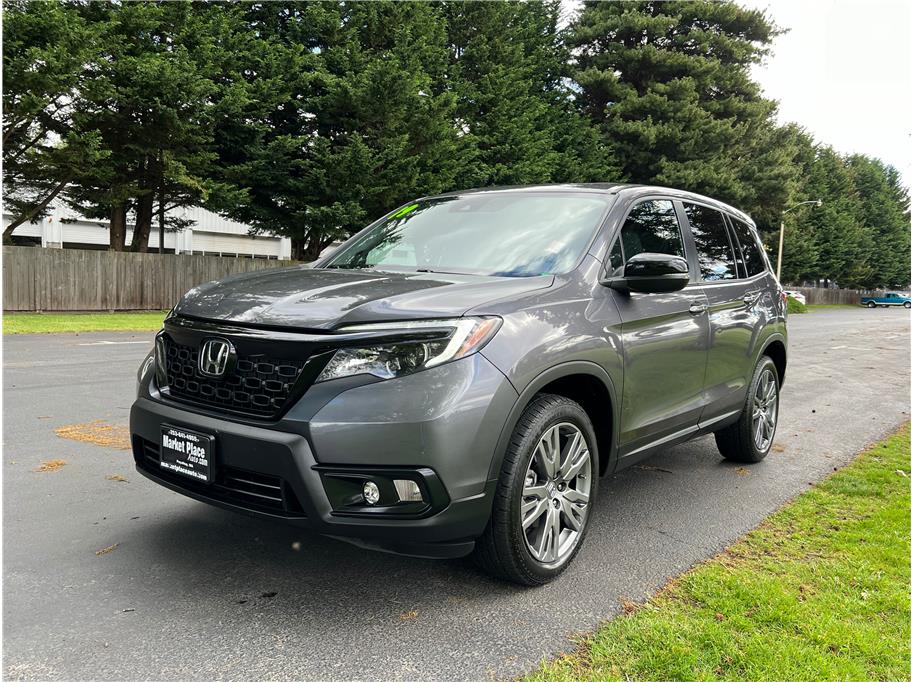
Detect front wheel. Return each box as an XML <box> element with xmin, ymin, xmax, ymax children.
<box><xmin>473</xmin><ymin>394</ymin><xmax>598</xmax><ymax>585</ymax></box>
<box><xmin>904</xmin><ymin>301</ymin><xmax>911</xmax><ymax>309</ymax></box>
<box><xmin>715</xmin><ymin>356</ymin><xmax>780</xmax><ymax>463</ymax></box>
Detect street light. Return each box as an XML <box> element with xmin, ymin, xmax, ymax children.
<box><xmin>777</xmin><ymin>199</ymin><xmax>822</xmax><ymax>281</ymax></box>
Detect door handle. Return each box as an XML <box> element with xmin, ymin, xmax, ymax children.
<box><xmin>689</xmin><ymin>300</ymin><xmax>707</xmax><ymax>315</ymax></box>
<box><xmin>743</xmin><ymin>290</ymin><xmax>761</xmax><ymax>306</ymax></box>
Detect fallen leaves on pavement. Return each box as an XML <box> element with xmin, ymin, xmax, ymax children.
<box><xmin>34</xmin><ymin>459</ymin><xmax>67</xmax><ymax>472</ymax></box>
<box><xmin>55</xmin><ymin>420</ymin><xmax>131</xmax><ymax>450</ymax></box>
<box><xmin>95</xmin><ymin>543</ymin><xmax>119</xmax><ymax>556</ymax></box>
<box><xmin>105</xmin><ymin>474</ymin><xmax>129</xmax><ymax>483</ymax></box>
<box><xmin>620</xmin><ymin>598</ymin><xmax>639</xmax><ymax>615</ymax></box>
<box><xmin>399</xmin><ymin>609</ymin><xmax>419</xmax><ymax>621</ymax></box>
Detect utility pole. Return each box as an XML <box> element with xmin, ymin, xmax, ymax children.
<box><xmin>777</xmin><ymin>200</ymin><xmax>823</xmax><ymax>281</ymax></box>
<box><xmin>158</xmin><ymin>148</ymin><xmax>165</xmax><ymax>256</ymax></box>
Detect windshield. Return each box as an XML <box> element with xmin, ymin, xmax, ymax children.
<box><xmin>323</xmin><ymin>193</ymin><xmax>612</xmax><ymax>277</ymax></box>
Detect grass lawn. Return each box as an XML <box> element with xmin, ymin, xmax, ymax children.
<box><xmin>806</xmin><ymin>303</ymin><xmax>863</xmax><ymax>311</ymax></box>
<box><xmin>528</xmin><ymin>424</ymin><xmax>911</xmax><ymax>682</ymax></box>
<box><xmin>3</xmin><ymin>311</ymin><xmax>167</xmax><ymax>334</ymax></box>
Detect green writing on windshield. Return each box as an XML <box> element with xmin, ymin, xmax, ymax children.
<box><xmin>390</xmin><ymin>203</ymin><xmax>419</xmax><ymax>219</ymax></box>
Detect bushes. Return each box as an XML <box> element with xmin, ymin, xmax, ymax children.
<box><xmin>787</xmin><ymin>297</ymin><xmax>808</xmax><ymax>314</ymax></box>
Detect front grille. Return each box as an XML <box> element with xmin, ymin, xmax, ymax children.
<box><xmin>162</xmin><ymin>336</ymin><xmax>308</xmax><ymax>419</ymax></box>
<box><xmin>136</xmin><ymin>437</ymin><xmax>305</xmax><ymax>516</ymax></box>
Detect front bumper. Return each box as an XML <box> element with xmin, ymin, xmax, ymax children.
<box><xmin>130</xmin><ymin>353</ymin><xmax>517</xmax><ymax>559</ymax></box>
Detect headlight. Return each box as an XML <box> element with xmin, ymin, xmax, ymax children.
<box><xmin>316</xmin><ymin>317</ymin><xmax>502</xmax><ymax>383</ymax></box>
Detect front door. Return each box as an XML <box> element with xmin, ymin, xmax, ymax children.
<box><xmin>606</xmin><ymin>198</ymin><xmax>710</xmax><ymax>457</ymax></box>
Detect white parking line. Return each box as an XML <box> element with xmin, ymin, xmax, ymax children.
<box><xmin>77</xmin><ymin>340</ymin><xmax>150</xmax><ymax>346</ymax></box>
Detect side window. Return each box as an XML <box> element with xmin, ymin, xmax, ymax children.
<box><xmin>684</xmin><ymin>203</ymin><xmax>736</xmax><ymax>281</ymax></box>
<box><xmin>607</xmin><ymin>238</ymin><xmax>625</xmax><ymax>277</ymax></box>
<box><xmin>729</xmin><ymin>218</ymin><xmax>767</xmax><ymax>277</ymax></box>
<box><xmin>619</xmin><ymin>199</ymin><xmax>685</xmax><ymax>262</ymax></box>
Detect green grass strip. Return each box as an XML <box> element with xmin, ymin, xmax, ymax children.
<box><xmin>528</xmin><ymin>424</ymin><xmax>911</xmax><ymax>682</ymax></box>
<box><xmin>3</xmin><ymin>311</ymin><xmax>167</xmax><ymax>334</ymax></box>
<box><xmin>806</xmin><ymin>303</ymin><xmax>863</xmax><ymax>311</ymax></box>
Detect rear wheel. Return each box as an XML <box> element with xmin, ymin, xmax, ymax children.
<box><xmin>473</xmin><ymin>394</ymin><xmax>598</xmax><ymax>585</ymax></box>
<box><xmin>715</xmin><ymin>356</ymin><xmax>779</xmax><ymax>463</ymax></box>
<box><xmin>867</xmin><ymin>301</ymin><xmax>876</xmax><ymax>308</ymax></box>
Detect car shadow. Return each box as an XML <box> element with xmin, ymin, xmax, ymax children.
<box><xmin>132</xmin><ymin>500</ymin><xmax>529</xmax><ymax>623</ymax></box>
<box><xmin>126</xmin><ymin>435</ymin><xmax>741</xmax><ymax>625</ymax></box>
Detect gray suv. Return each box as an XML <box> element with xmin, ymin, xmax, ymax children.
<box><xmin>131</xmin><ymin>184</ymin><xmax>787</xmax><ymax>585</ymax></box>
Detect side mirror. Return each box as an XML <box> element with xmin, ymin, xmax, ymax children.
<box><xmin>604</xmin><ymin>252</ymin><xmax>690</xmax><ymax>294</ymax></box>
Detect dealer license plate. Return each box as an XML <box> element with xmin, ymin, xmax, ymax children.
<box><xmin>160</xmin><ymin>425</ymin><xmax>213</xmax><ymax>483</ymax></box>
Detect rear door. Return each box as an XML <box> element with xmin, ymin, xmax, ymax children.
<box><xmin>679</xmin><ymin>202</ymin><xmax>755</xmax><ymax>425</ymax></box>
<box><xmin>699</xmin><ymin>215</ymin><xmax>777</xmax><ymax>423</ymax></box>
<box><xmin>607</xmin><ymin>198</ymin><xmax>711</xmax><ymax>457</ymax></box>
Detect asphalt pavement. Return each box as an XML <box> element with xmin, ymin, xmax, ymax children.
<box><xmin>3</xmin><ymin>307</ymin><xmax>910</xmax><ymax>680</ymax></box>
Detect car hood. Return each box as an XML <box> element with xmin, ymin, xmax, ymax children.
<box><xmin>173</xmin><ymin>266</ymin><xmax>554</xmax><ymax>330</ymax></box>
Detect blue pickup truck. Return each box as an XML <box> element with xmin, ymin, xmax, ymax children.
<box><xmin>860</xmin><ymin>292</ymin><xmax>911</xmax><ymax>308</ymax></box>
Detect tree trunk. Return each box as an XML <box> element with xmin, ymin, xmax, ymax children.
<box><xmin>3</xmin><ymin>180</ymin><xmax>67</xmax><ymax>243</ymax></box>
<box><xmin>292</xmin><ymin>236</ymin><xmax>324</xmax><ymax>262</ymax></box>
<box><xmin>129</xmin><ymin>193</ymin><xmax>154</xmax><ymax>252</ymax></box>
<box><xmin>109</xmin><ymin>203</ymin><xmax>127</xmax><ymax>252</ymax></box>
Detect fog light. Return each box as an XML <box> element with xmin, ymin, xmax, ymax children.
<box><xmin>393</xmin><ymin>479</ymin><xmax>424</xmax><ymax>503</ymax></box>
<box><xmin>362</xmin><ymin>480</ymin><xmax>381</xmax><ymax>505</ymax></box>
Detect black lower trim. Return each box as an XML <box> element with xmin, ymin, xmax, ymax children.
<box><xmin>134</xmin><ymin>436</ymin><xmax>306</xmax><ymax>517</ymax></box>
<box><xmin>314</xmin><ymin>465</ymin><xmax>450</xmax><ymax>518</ymax></box>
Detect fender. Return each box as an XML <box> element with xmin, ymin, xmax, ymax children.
<box><xmin>758</xmin><ymin>330</ymin><xmax>788</xmax><ymax>386</ymax></box>
<box><xmin>485</xmin><ymin>360</ymin><xmax>621</xmax><ymax>483</ymax></box>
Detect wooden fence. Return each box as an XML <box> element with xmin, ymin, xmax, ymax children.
<box><xmin>2</xmin><ymin>246</ymin><xmax>298</xmax><ymax>312</ymax></box>
<box><xmin>793</xmin><ymin>286</ymin><xmax>886</xmax><ymax>305</ymax></box>
<box><xmin>1</xmin><ymin>245</ymin><xmax>899</xmax><ymax>311</ymax></box>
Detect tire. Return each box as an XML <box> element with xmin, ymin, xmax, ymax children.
<box><xmin>904</xmin><ymin>302</ymin><xmax>910</xmax><ymax>309</ymax></box>
<box><xmin>867</xmin><ymin>301</ymin><xmax>876</xmax><ymax>308</ymax></box>
<box><xmin>473</xmin><ymin>394</ymin><xmax>599</xmax><ymax>585</ymax></box>
<box><xmin>715</xmin><ymin>356</ymin><xmax>780</xmax><ymax>463</ymax></box>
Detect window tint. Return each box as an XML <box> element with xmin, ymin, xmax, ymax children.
<box><xmin>729</xmin><ymin>218</ymin><xmax>767</xmax><ymax>277</ymax></box>
<box><xmin>619</xmin><ymin>200</ymin><xmax>685</xmax><ymax>262</ymax></box>
<box><xmin>684</xmin><ymin>203</ymin><xmax>736</xmax><ymax>281</ymax></box>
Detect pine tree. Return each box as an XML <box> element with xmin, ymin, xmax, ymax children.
<box><xmin>566</xmin><ymin>1</ymin><xmax>790</xmax><ymax>223</ymax></box>
<box><xmin>444</xmin><ymin>0</ymin><xmax>613</xmax><ymax>187</ymax></box>
<box><xmin>847</xmin><ymin>155</ymin><xmax>911</xmax><ymax>289</ymax></box>
<box><xmin>1</xmin><ymin>0</ymin><xmax>108</xmax><ymax>241</ymax></box>
<box><xmin>211</xmin><ymin>1</ymin><xmax>468</xmax><ymax>260</ymax></box>
<box><xmin>60</xmin><ymin>2</ymin><xmax>236</xmax><ymax>251</ymax></box>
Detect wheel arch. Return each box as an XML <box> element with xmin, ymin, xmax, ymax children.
<box><xmin>760</xmin><ymin>335</ymin><xmax>787</xmax><ymax>387</ymax></box>
<box><xmin>488</xmin><ymin>362</ymin><xmax>620</xmax><ymax>481</ymax></box>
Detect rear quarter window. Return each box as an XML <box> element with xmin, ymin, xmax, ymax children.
<box><xmin>729</xmin><ymin>218</ymin><xmax>767</xmax><ymax>277</ymax></box>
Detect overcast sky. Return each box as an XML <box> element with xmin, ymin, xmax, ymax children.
<box><xmin>741</xmin><ymin>0</ymin><xmax>911</xmax><ymax>185</ymax></box>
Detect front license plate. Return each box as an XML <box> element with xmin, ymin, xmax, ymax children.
<box><xmin>160</xmin><ymin>425</ymin><xmax>213</xmax><ymax>483</ymax></box>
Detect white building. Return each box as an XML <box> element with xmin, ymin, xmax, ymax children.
<box><xmin>3</xmin><ymin>202</ymin><xmax>292</xmax><ymax>260</ymax></box>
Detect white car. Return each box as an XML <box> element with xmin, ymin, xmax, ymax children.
<box><xmin>784</xmin><ymin>290</ymin><xmax>806</xmax><ymax>305</ymax></box>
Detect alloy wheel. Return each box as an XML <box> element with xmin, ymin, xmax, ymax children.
<box><xmin>520</xmin><ymin>422</ymin><xmax>592</xmax><ymax>567</ymax></box>
<box><xmin>752</xmin><ymin>368</ymin><xmax>778</xmax><ymax>451</ymax></box>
